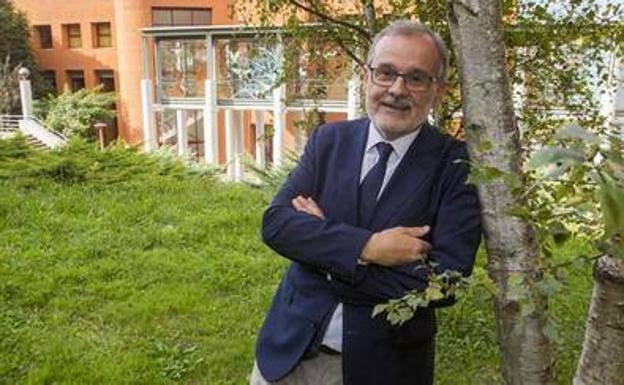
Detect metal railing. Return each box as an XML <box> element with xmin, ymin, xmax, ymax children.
<box><xmin>0</xmin><ymin>115</ymin><xmax>22</xmax><ymax>134</ymax></box>
<box><xmin>25</xmin><ymin>115</ymin><xmax>67</xmax><ymax>142</ymax></box>
<box><xmin>0</xmin><ymin>114</ymin><xmax>67</xmax><ymax>148</ymax></box>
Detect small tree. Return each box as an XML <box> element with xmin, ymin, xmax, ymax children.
<box><xmin>0</xmin><ymin>55</ymin><xmax>19</xmax><ymax>114</ymax></box>
<box><xmin>0</xmin><ymin>0</ymin><xmax>36</xmax><ymax>113</ymax></box>
<box><xmin>37</xmin><ymin>86</ymin><xmax>116</xmax><ymax>139</ymax></box>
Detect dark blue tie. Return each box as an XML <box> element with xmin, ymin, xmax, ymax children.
<box><xmin>358</xmin><ymin>142</ymin><xmax>394</xmax><ymax>227</ymax></box>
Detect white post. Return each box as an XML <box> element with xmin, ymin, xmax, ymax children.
<box><xmin>141</xmin><ymin>79</ymin><xmax>155</xmax><ymax>152</ymax></box>
<box><xmin>272</xmin><ymin>84</ymin><xmax>286</xmax><ymax>167</ymax></box>
<box><xmin>347</xmin><ymin>77</ymin><xmax>360</xmax><ymax>120</ymax></box>
<box><xmin>176</xmin><ymin>109</ymin><xmax>188</xmax><ymax>156</ymax></box>
<box><xmin>234</xmin><ymin>110</ymin><xmax>244</xmax><ymax>181</ymax></box>
<box><xmin>254</xmin><ymin>110</ymin><xmax>266</xmax><ymax>169</ymax></box>
<box><xmin>204</xmin><ymin>79</ymin><xmax>217</xmax><ymax>163</ymax></box>
<box><xmin>18</xmin><ymin>67</ymin><xmax>33</xmax><ymax>117</ymax></box>
<box><xmin>614</xmin><ymin>57</ymin><xmax>624</xmax><ymax>134</ymax></box>
<box><xmin>225</xmin><ymin>109</ymin><xmax>235</xmax><ymax>179</ymax></box>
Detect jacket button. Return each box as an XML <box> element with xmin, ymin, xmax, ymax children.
<box><xmin>326</xmin><ymin>273</ymin><xmax>332</xmax><ymax>281</ymax></box>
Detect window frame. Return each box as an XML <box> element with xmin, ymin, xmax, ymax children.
<box><xmin>66</xmin><ymin>69</ymin><xmax>85</xmax><ymax>92</ymax></box>
<box><xmin>152</xmin><ymin>7</ymin><xmax>212</xmax><ymax>26</ymax></box>
<box><xmin>93</xmin><ymin>22</ymin><xmax>112</xmax><ymax>48</ymax></box>
<box><xmin>95</xmin><ymin>69</ymin><xmax>115</xmax><ymax>92</ymax></box>
<box><xmin>41</xmin><ymin>70</ymin><xmax>57</xmax><ymax>91</ymax></box>
<box><xmin>65</xmin><ymin>23</ymin><xmax>82</xmax><ymax>49</ymax></box>
<box><xmin>34</xmin><ymin>25</ymin><xmax>53</xmax><ymax>49</ymax></box>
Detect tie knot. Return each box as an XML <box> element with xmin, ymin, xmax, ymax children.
<box><xmin>376</xmin><ymin>142</ymin><xmax>393</xmax><ymax>162</ymax></box>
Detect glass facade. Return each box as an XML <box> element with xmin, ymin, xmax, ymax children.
<box><xmin>156</xmin><ymin>38</ymin><xmax>207</xmax><ymax>99</ymax></box>
<box><xmin>285</xmin><ymin>41</ymin><xmax>350</xmax><ymax>102</ymax></box>
<box><xmin>215</xmin><ymin>38</ymin><xmax>282</xmax><ymax>102</ymax></box>
<box><xmin>155</xmin><ymin>109</ymin><xmax>205</xmax><ymax>160</ymax></box>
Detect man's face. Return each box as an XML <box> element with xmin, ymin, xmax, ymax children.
<box><xmin>366</xmin><ymin>34</ymin><xmax>444</xmax><ymax>140</ymax></box>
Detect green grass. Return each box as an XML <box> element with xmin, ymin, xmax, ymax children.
<box><xmin>0</xmin><ymin>138</ymin><xmax>596</xmax><ymax>384</ymax></box>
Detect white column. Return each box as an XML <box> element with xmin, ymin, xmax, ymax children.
<box><xmin>272</xmin><ymin>84</ymin><xmax>286</xmax><ymax>167</ymax></box>
<box><xmin>347</xmin><ymin>76</ymin><xmax>361</xmax><ymax>120</ymax></box>
<box><xmin>225</xmin><ymin>109</ymin><xmax>236</xmax><ymax>179</ymax></box>
<box><xmin>614</xmin><ymin>57</ymin><xmax>624</xmax><ymax>134</ymax></box>
<box><xmin>204</xmin><ymin>79</ymin><xmax>218</xmax><ymax>163</ymax></box>
<box><xmin>19</xmin><ymin>79</ymin><xmax>33</xmax><ymax>117</ymax></box>
<box><xmin>254</xmin><ymin>110</ymin><xmax>266</xmax><ymax>169</ymax></box>
<box><xmin>141</xmin><ymin>79</ymin><xmax>155</xmax><ymax>152</ymax></box>
<box><xmin>233</xmin><ymin>110</ymin><xmax>244</xmax><ymax>181</ymax></box>
<box><xmin>176</xmin><ymin>109</ymin><xmax>188</xmax><ymax>156</ymax></box>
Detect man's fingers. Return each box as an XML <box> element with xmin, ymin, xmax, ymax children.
<box><xmin>292</xmin><ymin>196</ymin><xmax>325</xmax><ymax>218</ymax></box>
<box><xmin>399</xmin><ymin>225</ymin><xmax>430</xmax><ymax>238</ymax></box>
<box><xmin>292</xmin><ymin>196</ymin><xmax>306</xmax><ymax>212</ymax></box>
<box><xmin>418</xmin><ymin>240</ymin><xmax>432</xmax><ymax>253</ymax></box>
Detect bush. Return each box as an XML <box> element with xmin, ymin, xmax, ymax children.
<box><xmin>35</xmin><ymin>86</ymin><xmax>116</xmax><ymax>139</ymax></box>
<box><xmin>0</xmin><ymin>135</ymin><xmax>220</xmax><ymax>185</ymax></box>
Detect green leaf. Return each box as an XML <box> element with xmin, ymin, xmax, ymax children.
<box><xmin>508</xmin><ymin>273</ymin><xmax>528</xmax><ymax>301</ymax></box>
<box><xmin>466</xmin><ymin>165</ymin><xmax>506</xmax><ymax>186</ymax></box>
<box><xmin>535</xmin><ymin>274</ymin><xmax>560</xmax><ymax>297</ymax></box>
<box><xmin>597</xmin><ymin>172</ymin><xmax>624</xmax><ymax>252</ymax></box>
<box><xmin>520</xmin><ymin>300</ymin><xmax>536</xmax><ymax>318</ymax></box>
<box><xmin>554</xmin><ymin>123</ymin><xmax>599</xmax><ymax>144</ymax></box>
<box><xmin>527</xmin><ymin>146</ymin><xmax>585</xmax><ymax>170</ymax></box>
<box><xmin>542</xmin><ymin>319</ymin><xmax>559</xmax><ymax>342</ymax></box>
<box><xmin>372</xmin><ymin>304</ymin><xmax>387</xmax><ymax>318</ymax></box>
<box><xmin>425</xmin><ymin>286</ymin><xmax>445</xmax><ymax>301</ymax></box>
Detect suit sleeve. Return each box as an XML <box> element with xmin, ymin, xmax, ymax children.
<box><xmin>331</xmin><ymin>143</ymin><xmax>482</xmax><ymax>305</ymax></box>
<box><xmin>261</xmin><ymin>127</ymin><xmax>374</xmax><ymax>284</ymax></box>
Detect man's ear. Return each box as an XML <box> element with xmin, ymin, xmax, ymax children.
<box><xmin>432</xmin><ymin>82</ymin><xmax>447</xmax><ymax>109</ymax></box>
<box><xmin>364</xmin><ymin>64</ymin><xmax>371</xmax><ymax>83</ymax></box>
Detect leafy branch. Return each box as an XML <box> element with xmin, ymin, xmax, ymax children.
<box><xmin>372</xmin><ymin>263</ymin><xmax>470</xmax><ymax>326</ymax></box>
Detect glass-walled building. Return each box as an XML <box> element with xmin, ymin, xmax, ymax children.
<box><xmin>141</xmin><ymin>25</ymin><xmax>360</xmax><ymax>180</ymax></box>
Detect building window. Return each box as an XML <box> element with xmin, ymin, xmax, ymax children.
<box><xmin>95</xmin><ymin>70</ymin><xmax>115</xmax><ymax>92</ymax></box>
<box><xmin>64</xmin><ymin>24</ymin><xmax>82</xmax><ymax>48</ymax></box>
<box><xmin>34</xmin><ymin>25</ymin><xmax>53</xmax><ymax>49</ymax></box>
<box><xmin>93</xmin><ymin>22</ymin><xmax>112</xmax><ymax>48</ymax></box>
<box><xmin>41</xmin><ymin>70</ymin><xmax>57</xmax><ymax>91</ymax></box>
<box><xmin>66</xmin><ymin>70</ymin><xmax>85</xmax><ymax>91</ymax></box>
<box><xmin>152</xmin><ymin>8</ymin><xmax>212</xmax><ymax>26</ymax></box>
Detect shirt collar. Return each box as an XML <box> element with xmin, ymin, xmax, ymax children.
<box><xmin>365</xmin><ymin>121</ymin><xmax>422</xmax><ymax>159</ymax></box>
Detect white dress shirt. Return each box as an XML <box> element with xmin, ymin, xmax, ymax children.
<box><xmin>320</xmin><ymin>122</ymin><xmax>422</xmax><ymax>352</ymax></box>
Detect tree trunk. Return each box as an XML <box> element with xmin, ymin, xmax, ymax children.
<box><xmin>447</xmin><ymin>1</ymin><xmax>554</xmax><ymax>384</ymax></box>
<box><xmin>574</xmin><ymin>255</ymin><xmax>624</xmax><ymax>385</ymax></box>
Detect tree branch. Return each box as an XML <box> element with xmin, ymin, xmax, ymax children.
<box><xmin>361</xmin><ymin>0</ymin><xmax>377</xmax><ymax>36</ymax></box>
<box><xmin>334</xmin><ymin>38</ymin><xmax>366</xmax><ymax>68</ymax></box>
<box><xmin>286</xmin><ymin>0</ymin><xmax>373</xmax><ymax>41</ymax></box>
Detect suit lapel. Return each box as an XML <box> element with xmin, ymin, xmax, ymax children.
<box><xmin>369</xmin><ymin>124</ymin><xmax>445</xmax><ymax>230</ymax></box>
<box><xmin>334</xmin><ymin>119</ymin><xmax>369</xmax><ymax>226</ymax></box>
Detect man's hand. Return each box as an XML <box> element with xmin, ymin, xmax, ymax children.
<box><xmin>292</xmin><ymin>195</ymin><xmax>325</xmax><ymax>219</ymax></box>
<box><xmin>292</xmin><ymin>196</ymin><xmax>430</xmax><ymax>267</ymax></box>
<box><xmin>361</xmin><ymin>226</ymin><xmax>431</xmax><ymax>266</ymax></box>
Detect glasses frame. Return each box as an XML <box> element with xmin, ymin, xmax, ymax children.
<box><xmin>367</xmin><ymin>65</ymin><xmax>438</xmax><ymax>92</ymax></box>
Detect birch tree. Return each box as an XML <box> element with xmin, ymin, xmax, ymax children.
<box><xmin>448</xmin><ymin>1</ymin><xmax>553</xmax><ymax>383</ymax></box>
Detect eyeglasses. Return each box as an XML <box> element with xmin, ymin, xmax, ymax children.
<box><xmin>368</xmin><ymin>65</ymin><xmax>437</xmax><ymax>92</ymax></box>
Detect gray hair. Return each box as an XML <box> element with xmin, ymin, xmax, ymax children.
<box><xmin>366</xmin><ymin>20</ymin><xmax>449</xmax><ymax>82</ymax></box>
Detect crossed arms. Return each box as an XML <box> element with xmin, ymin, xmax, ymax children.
<box><xmin>261</xmin><ymin>128</ymin><xmax>481</xmax><ymax>304</ymax></box>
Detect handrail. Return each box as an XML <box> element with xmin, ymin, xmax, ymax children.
<box><xmin>25</xmin><ymin>115</ymin><xmax>68</xmax><ymax>142</ymax></box>
<box><xmin>0</xmin><ymin>115</ymin><xmax>22</xmax><ymax>132</ymax></box>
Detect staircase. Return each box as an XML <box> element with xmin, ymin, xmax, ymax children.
<box><xmin>0</xmin><ymin>115</ymin><xmax>66</xmax><ymax>149</ymax></box>
<box><xmin>0</xmin><ymin>115</ymin><xmax>21</xmax><ymax>139</ymax></box>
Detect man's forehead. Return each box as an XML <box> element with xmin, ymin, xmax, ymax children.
<box><xmin>370</xmin><ymin>34</ymin><xmax>439</xmax><ymax>70</ymax></box>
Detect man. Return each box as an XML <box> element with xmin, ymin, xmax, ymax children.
<box><xmin>251</xmin><ymin>20</ymin><xmax>482</xmax><ymax>385</ymax></box>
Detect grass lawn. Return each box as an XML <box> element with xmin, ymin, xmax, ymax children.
<box><xmin>0</xmin><ymin>140</ymin><xmax>595</xmax><ymax>384</ymax></box>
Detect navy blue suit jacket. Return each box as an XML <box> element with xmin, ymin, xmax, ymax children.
<box><xmin>256</xmin><ymin>118</ymin><xmax>481</xmax><ymax>384</ymax></box>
